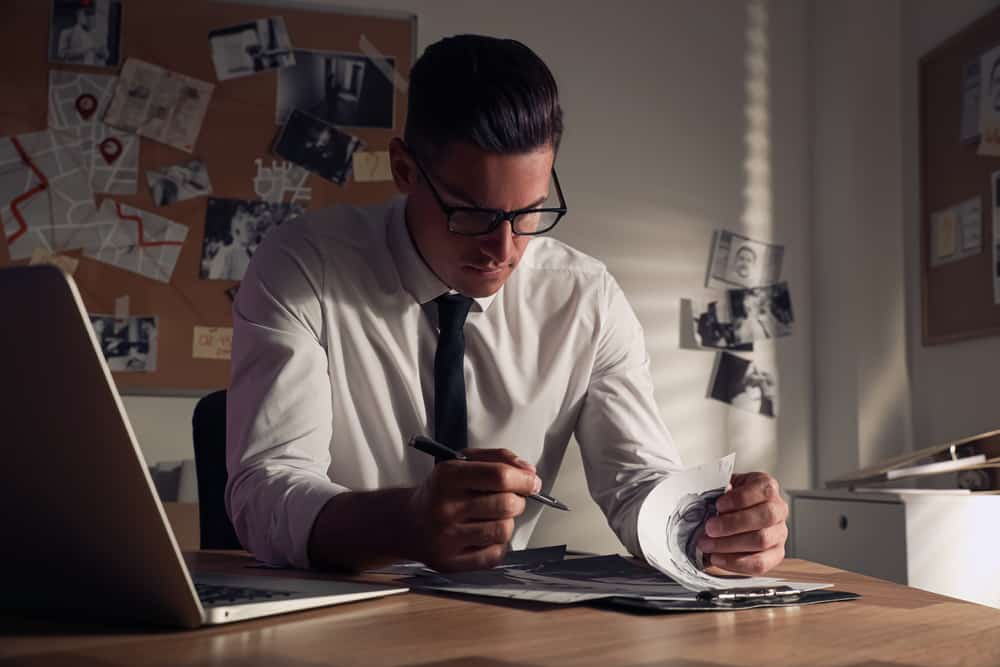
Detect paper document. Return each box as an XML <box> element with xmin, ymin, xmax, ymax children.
<box><xmin>83</xmin><ymin>200</ymin><xmax>188</xmax><ymax>283</ymax></box>
<box><xmin>407</xmin><ymin>555</ymin><xmax>829</xmax><ymax>605</ymax></box>
<box><xmin>104</xmin><ymin>59</ymin><xmax>214</xmax><ymax>153</ymax></box>
<box><xmin>368</xmin><ymin>545</ymin><xmax>567</xmax><ymax>576</ymax></box>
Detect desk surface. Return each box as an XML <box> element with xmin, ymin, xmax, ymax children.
<box><xmin>3</xmin><ymin>554</ymin><xmax>1000</xmax><ymax>666</ymax></box>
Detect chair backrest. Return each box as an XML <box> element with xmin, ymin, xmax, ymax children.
<box><xmin>191</xmin><ymin>389</ymin><xmax>242</xmax><ymax>549</ymax></box>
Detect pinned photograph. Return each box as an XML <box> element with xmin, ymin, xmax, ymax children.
<box><xmin>201</xmin><ymin>197</ymin><xmax>305</xmax><ymax>281</ymax></box>
<box><xmin>728</xmin><ymin>282</ymin><xmax>794</xmax><ymax>345</ymax></box>
<box><xmin>88</xmin><ymin>314</ymin><xmax>158</xmax><ymax>373</ymax></box>
<box><xmin>273</xmin><ymin>110</ymin><xmax>364</xmax><ymax>184</ymax></box>
<box><xmin>49</xmin><ymin>0</ymin><xmax>122</xmax><ymax>67</ymax></box>
<box><xmin>276</xmin><ymin>49</ymin><xmax>395</xmax><ymax>129</ymax></box>
<box><xmin>708</xmin><ymin>352</ymin><xmax>777</xmax><ymax>418</ymax></box>
<box><xmin>209</xmin><ymin>16</ymin><xmax>295</xmax><ymax>81</ymax></box>
<box><xmin>706</xmin><ymin>231</ymin><xmax>783</xmax><ymax>289</ymax></box>
<box><xmin>980</xmin><ymin>45</ymin><xmax>1000</xmax><ymax>156</ymax></box>
<box><xmin>688</xmin><ymin>299</ymin><xmax>752</xmax><ymax>352</ymax></box>
<box><xmin>146</xmin><ymin>160</ymin><xmax>212</xmax><ymax>207</ymax></box>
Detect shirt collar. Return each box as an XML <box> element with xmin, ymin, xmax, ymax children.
<box><xmin>387</xmin><ymin>195</ymin><xmax>497</xmax><ymax>312</ymax></box>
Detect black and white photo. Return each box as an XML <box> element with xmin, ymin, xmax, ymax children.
<box><xmin>209</xmin><ymin>16</ymin><xmax>295</xmax><ymax>81</ymax></box>
<box><xmin>49</xmin><ymin>0</ymin><xmax>122</xmax><ymax>67</ymax></box>
<box><xmin>277</xmin><ymin>49</ymin><xmax>395</xmax><ymax>129</ymax></box>
<box><xmin>706</xmin><ymin>230</ymin><xmax>784</xmax><ymax>289</ymax></box>
<box><xmin>727</xmin><ymin>282</ymin><xmax>794</xmax><ymax>345</ymax></box>
<box><xmin>201</xmin><ymin>197</ymin><xmax>305</xmax><ymax>281</ymax></box>
<box><xmin>146</xmin><ymin>160</ymin><xmax>212</xmax><ymax>207</ymax></box>
<box><xmin>89</xmin><ymin>314</ymin><xmax>157</xmax><ymax>373</ymax></box>
<box><xmin>709</xmin><ymin>352</ymin><xmax>777</xmax><ymax>417</ymax></box>
<box><xmin>273</xmin><ymin>109</ymin><xmax>364</xmax><ymax>184</ymax></box>
<box><xmin>690</xmin><ymin>299</ymin><xmax>753</xmax><ymax>351</ymax></box>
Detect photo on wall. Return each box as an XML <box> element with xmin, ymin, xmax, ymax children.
<box><xmin>706</xmin><ymin>230</ymin><xmax>784</xmax><ymax>289</ymax></box>
<box><xmin>49</xmin><ymin>0</ymin><xmax>123</xmax><ymax>68</ymax></box>
<box><xmin>688</xmin><ymin>298</ymin><xmax>753</xmax><ymax>352</ymax></box>
<box><xmin>88</xmin><ymin>314</ymin><xmax>158</xmax><ymax>373</ymax></box>
<box><xmin>146</xmin><ymin>159</ymin><xmax>212</xmax><ymax>207</ymax></box>
<box><xmin>727</xmin><ymin>282</ymin><xmax>794</xmax><ymax>345</ymax></box>
<box><xmin>276</xmin><ymin>49</ymin><xmax>395</xmax><ymax>129</ymax></box>
<box><xmin>708</xmin><ymin>352</ymin><xmax>777</xmax><ymax>418</ymax></box>
<box><xmin>200</xmin><ymin>197</ymin><xmax>305</xmax><ymax>281</ymax></box>
<box><xmin>273</xmin><ymin>109</ymin><xmax>365</xmax><ymax>184</ymax></box>
<box><xmin>209</xmin><ymin>16</ymin><xmax>295</xmax><ymax>81</ymax></box>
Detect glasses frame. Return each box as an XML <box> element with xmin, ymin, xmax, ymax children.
<box><xmin>410</xmin><ymin>155</ymin><xmax>568</xmax><ymax>237</ymax></box>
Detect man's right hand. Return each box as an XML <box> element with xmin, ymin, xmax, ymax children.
<box><xmin>406</xmin><ymin>448</ymin><xmax>541</xmax><ymax>572</ymax></box>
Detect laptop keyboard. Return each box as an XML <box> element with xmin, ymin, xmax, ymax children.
<box><xmin>195</xmin><ymin>582</ymin><xmax>296</xmax><ymax>607</ymax></box>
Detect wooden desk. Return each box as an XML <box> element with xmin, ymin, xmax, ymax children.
<box><xmin>3</xmin><ymin>554</ymin><xmax>1000</xmax><ymax>666</ymax></box>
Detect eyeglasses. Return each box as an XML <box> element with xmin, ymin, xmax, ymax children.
<box><xmin>410</xmin><ymin>154</ymin><xmax>568</xmax><ymax>237</ymax></box>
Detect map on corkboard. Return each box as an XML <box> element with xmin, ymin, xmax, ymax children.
<box><xmin>0</xmin><ymin>0</ymin><xmax>415</xmax><ymax>394</ymax></box>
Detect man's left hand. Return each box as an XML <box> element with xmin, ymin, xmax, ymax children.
<box><xmin>697</xmin><ymin>472</ymin><xmax>788</xmax><ymax>576</ymax></box>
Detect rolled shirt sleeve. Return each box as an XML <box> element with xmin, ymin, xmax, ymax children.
<box><xmin>225</xmin><ymin>220</ymin><xmax>345</xmax><ymax>568</ymax></box>
<box><xmin>575</xmin><ymin>273</ymin><xmax>683</xmax><ymax>557</ymax></box>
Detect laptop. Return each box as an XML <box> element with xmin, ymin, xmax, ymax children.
<box><xmin>0</xmin><ymin>265</ymin><xmax>408</xmax><ymax>628</ymax></box>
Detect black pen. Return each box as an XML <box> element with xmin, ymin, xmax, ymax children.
<box><xmin>408</xmin><ymin>435</ymin><xmax>571</xmax><ymax>511</ymax></box>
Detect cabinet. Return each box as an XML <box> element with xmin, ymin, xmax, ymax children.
<box><xmin>789</xmin><ymin>489</ymin><xmax>1000</xmax><ymax>608</ymax></box>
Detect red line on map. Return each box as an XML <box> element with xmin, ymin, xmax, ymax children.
<box><xmin>114</xmin><ymin>202</ymin><xmax>184</xmax><ymax>248</ymax></box>
<box><xmin>6</xmin><ymin>137</ymin><xmax>49</xmax><ymax>246</ymax></box>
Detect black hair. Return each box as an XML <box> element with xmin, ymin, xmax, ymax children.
<box><xmin>404</xmin><ymin>35</ymin><xmax>563</xmax><ymax>164</ymax></box>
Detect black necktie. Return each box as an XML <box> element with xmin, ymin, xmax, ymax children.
<box><xmin>433</xmin><ymin>294</ymin><xmax>473</xmax><ymax>456</ymax></box>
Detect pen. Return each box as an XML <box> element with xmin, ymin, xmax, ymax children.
<box><xmin>408</xmin><ymin>435</ymin><xmax>571</xmax><ymax>511</ymax></box>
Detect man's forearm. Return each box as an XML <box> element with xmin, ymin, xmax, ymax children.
<box><xmin>306</xmin><ymin>487</ymin><xmax>419</xmax><ymax>572</ymax></box>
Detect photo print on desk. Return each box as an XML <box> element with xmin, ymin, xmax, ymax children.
<box><xmin>88</xmin><ymin>314</ymin><xmax>158</xmax><ymax>373</ymax></box>
<box><xmin>209</xmin><ymin>16</ymin><xmax>295</xmax><ymax>81</ymax></box>
<box><xmin>708</xmin><ymin>352</ymin><xmax>777</xmax><ymax>418</ymax></box>
<box><xmin>727</xmin><ymin>282</ymin><xmax>794</xmax><ymax>345</ymax></box>
<box><xmin>201</xmin><ymin>197</ymin><xmax>305</xmax><ymax>281</ymax></box>
<box><xmin>273</xmin><ymin>110</ymin><xmax>365</xmax><ymax>184</ymax></box>
<box><xmin>706</xmin><ymin>230</ymin><xmax>783</xmax><ymax>289</ymax></box>
<box><xmin>146</xmin><ymin>159</ymin><xmax>212</xmax><ymax>207</ymax></box>
<box><xmin>276</xmin><ymin>49</ymin><xmax>395</xmax><ymax>129</ymax></box>
<box><xmin>49</xmin><ymin>0</ymin><xmax>122</xmax><ymax>68</ymax></box>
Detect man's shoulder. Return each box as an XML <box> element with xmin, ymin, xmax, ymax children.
<box><xmin>519</xmin><ymin>236</ymin><xmax>608</xmax><ymax>278</ymax></box>
<box><xmin>264</xmin><ymin>198</ymin><xmax>397</xmax><ymax>258</ymax></box>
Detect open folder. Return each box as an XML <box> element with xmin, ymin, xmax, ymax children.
<box><xmin>404</xmin><ymin>554</ymin><xmax>859</xmax><ymax>613</ymax></box>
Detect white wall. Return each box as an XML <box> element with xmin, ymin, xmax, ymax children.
<box><xmin>811</xmin><ymin>0</ymin><xmax>915</xmax><ymax>484</ymax></box>
<box><xmin>126</xmin><ymin>0</ymin><xmax>814</xmax><ymax>554</ymax></box>
<box><xmin>901</xmin><ymin>0</ymin><xmax>1000</xmax><ymax>452</ymax></box>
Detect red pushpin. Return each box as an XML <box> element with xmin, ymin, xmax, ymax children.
<box><xmin>99</xmin><ymin>137</ymin><xmax>123</xmax><ymax>164</ymax></box>
<box><xmin>75</xmin><ymin>94</ymin><xmax>98</xmax><ymax>121</ymax></box>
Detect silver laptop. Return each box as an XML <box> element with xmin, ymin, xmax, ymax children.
<box><xmin>0</xmin><ymin>265</ymin><xmax>407</xmax><ymax>628</ymax></box>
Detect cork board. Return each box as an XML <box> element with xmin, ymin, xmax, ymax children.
<box><xmin>920</xmin><ymin>7</ymin><xmax>1000</xmax><ymax>344</ymax></box>
<box><xmin>0</xmin><ymin>0</ymin><xmax>415</xmax><ymax>393</ymax></box>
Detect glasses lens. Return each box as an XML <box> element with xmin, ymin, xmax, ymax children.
<box><xmin>512</xmin><ymin>210</ymin><xmax>561</xmax><ymax>235</ymax></box>
<box><xmin>449</xmin><ymin>210</ymin><xmax>498</xmax><ymax>235</ymax></box>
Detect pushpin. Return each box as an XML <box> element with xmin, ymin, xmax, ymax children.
<box><xmin>75</xmin><ymin>94</ymin><xmax>98</xmax><ymax>120</ymax></box>
<box><xmin>99</xmin><ymin>137</ymin><xmax>123</xmax><ymax>164</ymax></box>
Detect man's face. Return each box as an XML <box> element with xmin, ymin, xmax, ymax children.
<box><xmin>231</xmin><ymin>211</ymin><xmax>255</xmax><ymax>247</ymax></box>
<box><xmin>396</xmin><ymin>141</ymin><xmax>555</xmax><ymax>298</ymax></box>
<box><xmin>734</xmin><ymin>247</ymin><xmax>757</xmax><ymax>280</ymax></box>
<box><xmin>77</xmin><ymin>9</ymin><xmax>93</xmax><ymax>29</ymax></box>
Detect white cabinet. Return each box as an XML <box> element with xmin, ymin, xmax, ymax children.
<box><xmin>789</xmin><ymin>490</ymin><xmax>1000</xmax><ymax>608</ymax></box>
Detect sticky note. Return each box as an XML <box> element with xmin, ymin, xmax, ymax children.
<box><xmin>193</xmin><ymin>326</ymin><xmax>233</xmax><ymax>360</ymax></box>
<box><xmin>934</xmin><ymin>211</ymin><xmax>957</xmax><ymax>259</ymax></box>
<box><xmin>352</xmin><ymin>151</ymin><xmax>393</xmax><ymax>183</ymax></box>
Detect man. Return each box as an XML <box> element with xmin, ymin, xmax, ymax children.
<box><xmin>731</xmin><ymin>245</ymin><xmax>758</xmax><ymax>284</ymax></box>
<box><xmin>226</xmin><ymin>35</ymin><xmax>788</xmax><ymax>574</ymax></box>
<box><xmin>56</xmin><ymin>7</ymin><xmax>106</xmax><ymax>66</ymax></box>
<box><xmin>208</xmin><ymin>205</ymin><xmax>257</xmax><ymax>280</ymax></box>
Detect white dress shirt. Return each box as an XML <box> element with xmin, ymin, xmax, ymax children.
<box><xmin>226</xmin><ymin>195</ymin><xmax>682</xmax><ymax>568</ymax></box>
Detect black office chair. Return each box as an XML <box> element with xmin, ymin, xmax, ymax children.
<box><xmin>192</xmin><ymin>389</ymin><xmax>243</xmax><ymax>549</ymax></box>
